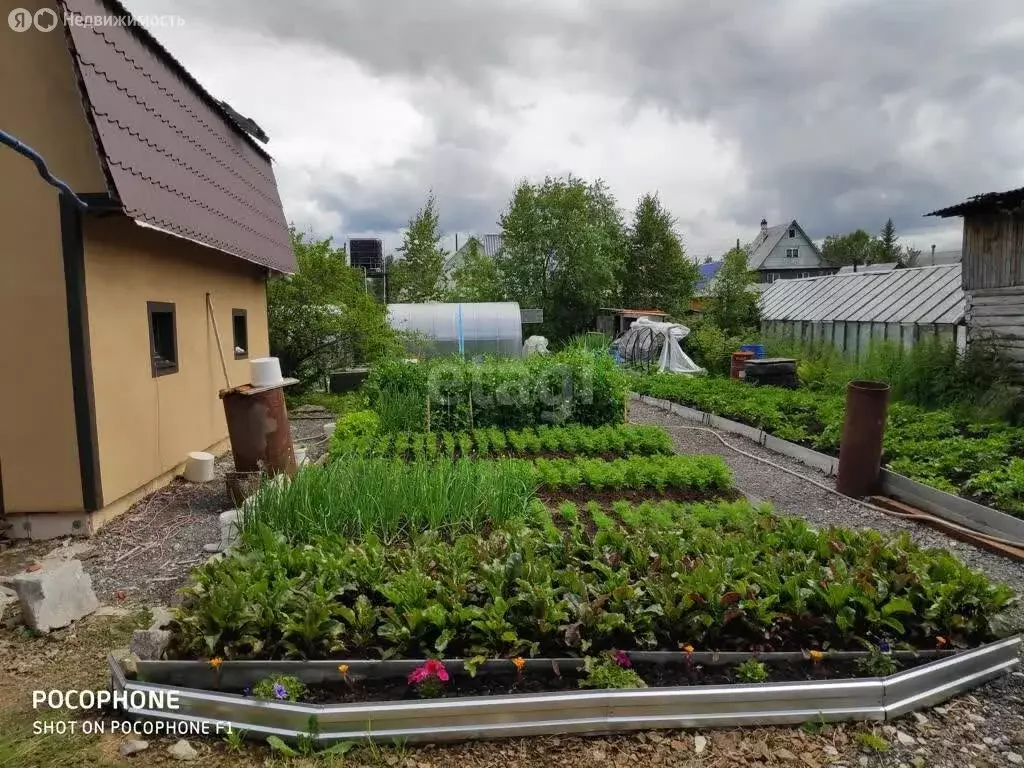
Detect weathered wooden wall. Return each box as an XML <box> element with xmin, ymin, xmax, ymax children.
<box><xmin>962</xmin><ymin>212</ymin><xmax>1024</xmax><ymax>374</ymax></box>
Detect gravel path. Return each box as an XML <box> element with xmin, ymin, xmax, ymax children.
<box><xmin>1</xmin><ymin>416</ymin><xmax>336</xmax><ymax>608</ymax></box>
<box><xmin>630</xmin><ymin>398</ymin><xmax>1024</xmax><ymax>767</ymax></box>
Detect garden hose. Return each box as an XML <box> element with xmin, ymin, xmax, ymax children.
<box><xmin>660</xmin><ymin>424</ymin><xmax>1024</xmax><ymax>556</ymax></box>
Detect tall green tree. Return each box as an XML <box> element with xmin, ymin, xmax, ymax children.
<box><xmin>820</xmin><ymin>228</ymin><xmax>876</xmax><ymax>269</ymax></box>
<box><xmin>706</xmin><ymin>243</ymin><xmax>759</xmax><ymax>335</ymax></box>
<box><xmin>268</xmin><ymin>230</ymin><xmax>398</xmax><ymax>389</ymax></box>
<box><xmin>877</xmin><ymin>218</ymin><xmax>899</xmax><ymax>263</ymax></box>
<box><xmin>388</xmin><ymin>192</ymin><xmax>448</xmax><ymax>302</ymax></box>
<box><xmin>497</xmin><ymin>175</ymin><xmax>625</xmax><ymax>340</ymax></box>
<box><xmin>447</xmin><ymin>238</ymin><xmax>503</xmax><ymax>302</ymax></box>
<box><xmin>620</xmin><ymin>193</ymin><xmax>699</xmax><ymax>316</ymax></box>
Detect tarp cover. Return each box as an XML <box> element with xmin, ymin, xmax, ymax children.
<box><xmin>523</xmin><ymin>336</ymin><xmax>550</xmax><ymax>356</ymax></box>
<box><xmin>614</xmin><ymin>318</ymin><xmax>704</xmax><ymax>374</ymax></box>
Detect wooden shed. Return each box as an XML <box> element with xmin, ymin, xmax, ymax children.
<box><xmin>929</xmin><ymin>188</ymin><xmax>1024</xmax><ymax>378</ymax></box>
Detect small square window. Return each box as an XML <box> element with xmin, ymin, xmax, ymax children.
<box><xmin>789</xmin><ymin>228</ymin><xmax>796</xmax><ymax>238</ymax></box>
<box><xmin>232</xmin><ymin>309</ymin><xmax>248</xmax><ymax>359</ymax></box>
<box><xmin>147</xmin><ymin>301</ymin><xmax>178</xmax><ymax>377</ymax></box>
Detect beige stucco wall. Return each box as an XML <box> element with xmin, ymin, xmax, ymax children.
<box><xmin>0</xmin><ymin>0</ymin><xmax>108</xmax><ymax>513</ymax></box>
<box><xmin>83</xmin><ymin>218</ymin><xmax>269</xmax><ymax>507</ymax></box>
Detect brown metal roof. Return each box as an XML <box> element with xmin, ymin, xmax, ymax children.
<box><xmin>62</xmin><ymin>0</ymin><xmax>295</xmax><ymax>273</ymax></box>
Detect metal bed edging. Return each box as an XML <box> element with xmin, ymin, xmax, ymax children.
<box><xmin>108</xmin><ymin>636</ymin><xmax>1020</xmax><ymax>745</ymax></box>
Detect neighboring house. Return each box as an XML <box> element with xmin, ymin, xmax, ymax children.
<box><xmin>689</xmin><ymin>260</ymin><xmax>724</xmax><ymax>312</ymax></box>
<box><xmin>928</xmin><ymin>188</ymin><xmax>1024</xmax><ymax>379</ymax></box>
<box><xmin>444</xmin><ymin>234</ymin><xmax>504</xmax><ymax>277</ymax></box>
<box><xmin>747</xmin><ymin>219</ymin><xmax>837</xmax><ymax>284</ymax></box>
<box><xmin>759</xmin><ymin>265</ymin><xmax>966</xmax><ymax>357</ymax></box>
<box><xmin>1</xmin><ymin>0</ymin><xmax>293</xmax><ymax>539</ymax></box>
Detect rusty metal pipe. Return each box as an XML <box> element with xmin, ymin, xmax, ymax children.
<box><xmin>221</xmin><ymin>386</ymin><xmax>296</xmax><ymax>476</ymax></box>
<box><xmin>836</xmin><ymin>380</ymin><xmax>890</xmax><ymax>498</ymax></box>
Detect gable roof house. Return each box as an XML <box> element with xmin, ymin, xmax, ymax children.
<box><xmin>443</xmin><ymin>234</ymin><xmax>504</xmax><ymax>274</ymax></box>
<box><xmin>747</xmin><ymin>219</ymin><xmax>837</xmax><ymax>284</ymax></box>
<box><xmin>928</xmin><ymin>187</ymin><xmax>1024</xmax><ymax>380</ymax></box>
<box><xmin>1</xmin><ymin>0</ymin><xmax>293</xmax><ymax>538</ymax></box>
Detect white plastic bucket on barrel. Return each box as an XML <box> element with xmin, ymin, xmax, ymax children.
<box><xmin>250</xmin><ymin>357</ymin><xmax>283</xmax><ymax>387</ymax></box>
<box><xmin>183</xmin><ymin>451</ymin><xmax>215</xmax><ymax>483</ymax></box>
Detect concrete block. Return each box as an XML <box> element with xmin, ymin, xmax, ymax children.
<box><xmin>0</xmin><ymin>586</ymin><xmax>18</xmax><ymax>626</ymax></box>
<box><xmin>129</xmin><ymin>629</ymin><xmax>171</xmax><ymax>660</ymax></box>
<box><xmin>148</xmin><ymin>606</ymin><xmax>174</xmax><ymax>630</ymax></box>
<box><xmin>6</xmin><ymin>559</ymin><xmax>99</xmax><ymax>632</ymax></box>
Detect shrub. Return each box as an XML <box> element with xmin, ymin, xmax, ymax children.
<box><xmin>364</xmin><ymin>352</ymin><xmax>628</xmax><ymax>432</ymax></box>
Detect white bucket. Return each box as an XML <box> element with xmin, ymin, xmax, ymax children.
<box><xmin>250</xmin><ymin>357</ymin><xmax>283</xmax><ymax>387</ymax></box>
<box><xmin>183</xmin><ymin>451</ymin><xmax>215</xmax><ymax>483</ymax></box>
<box><xmin>294</xmin><ymin>447</ymin><xmax>308</xmax><ymax>466</ymax></box>
<box><xmin>322</xmin><ymin>422</ymin><xmax>336</xmax><ymax>438</ymax></box>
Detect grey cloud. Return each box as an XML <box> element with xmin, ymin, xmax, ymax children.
<box><xmin>130</xmin><ymin>0</ymin><xmax>1024</xmax><ymax>250</ymax></box>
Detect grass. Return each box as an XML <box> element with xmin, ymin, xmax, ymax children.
<box><xmin>286</xmin><ymin>391</ymin><xmax>367</xmax><ymax>416</ymax></box>
<box><xmin>240</xmin><ymin>458</ymin><xmax>537</xmax><ymax>543</ymax></box>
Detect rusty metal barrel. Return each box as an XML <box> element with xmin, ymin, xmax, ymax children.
<box><xmin>221</xmin><ymin>382</ymin><xmax>297</xmax><ymax>477</ymax></box>
<box><xmin>730</xmin><ymin>350</ymin><xmax>755</xmax><ymax>379</ymax></box>
<box><xmin>836</xmin><ymin>380</ymin><xmax>891</xmax><ymax>498</ymax></box>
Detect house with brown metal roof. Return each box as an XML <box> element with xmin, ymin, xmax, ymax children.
<box><xmin>0</xmin><ymin>0</ymin><xmax>294</xmax><ymax>538</ymax></box>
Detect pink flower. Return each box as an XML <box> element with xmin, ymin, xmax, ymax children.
<box><xmin>407</xmin><ymin>659</ymin><xmax>449</xmax><ymax>685</ymax></box>
<box><xmin>613</xmin><ymin>650</ymin><xmax>632</xmax><ymax>668</ymax></box>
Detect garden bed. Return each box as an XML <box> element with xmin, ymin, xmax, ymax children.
<box><xmin>630</xmin><ymin>373</ymin><xmax>1024</xmax><ymax>517</ymax></box>
<box><xmin>111</xmin><ymin>637</ymin><xmax>1023</xmax><ymax>744</ymax></box>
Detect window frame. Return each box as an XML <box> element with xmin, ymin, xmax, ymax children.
<box><xmin>789</xmin><ymin>228</ymin><xmax>796</xmax><ymax>238</ymax></box>
<box><xmin>147</xmin><ymin>301</ymin><xmax>179</xmax><ymax>377</ymax></box>
<box><xmin>231</xmin><ymin>308</ymin><xmax>249</xmax><ymax>359</ymax></box>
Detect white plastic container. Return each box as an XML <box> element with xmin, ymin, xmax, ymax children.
<box><xmin>294</xmin><ymin>447</ymin><xmax>308</xmax><ymax>466</ymax></box>
<box><xmin>183</xmin><ymin>451</ymin><xmax>215</xmax><ymax>483</ymax></box>
<box><xmin>322</xmin><ymin>422</ymin><xmax>336</xmax><ymax>438</ymax></box>
<box><xmin>250</xmin><ymin>357</ymin><xmax>283</xmax><ymax>387</ymax></box>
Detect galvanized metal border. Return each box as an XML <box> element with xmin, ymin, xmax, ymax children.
<box><xmin>634</xmin><ymin>394</ymin><xmax>1023</xmax><ymax>538</ymax></box>
<box><xmin>109</xmin><ymin>637</ymin><xmax>1020</xmax><ymax>744</ymax></box>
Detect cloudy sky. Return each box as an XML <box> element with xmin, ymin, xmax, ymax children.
<box><xmin>124</xmin><ymin>0</ymin><xmax>1024</xmax><ymax>259</ymax></box>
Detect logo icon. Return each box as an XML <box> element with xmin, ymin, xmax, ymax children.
<box><xmin>8</xmin><ymin>7</ymin><xmax>32</xmax><ymax>31</ymax></box>
<box><xmin>34</xmin><ymin>8</ymin><xmax>59</xmax><ymax>31</ymax></box>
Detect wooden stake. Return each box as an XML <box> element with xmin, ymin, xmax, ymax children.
<box><xmin>206</xmin><ymin>293</ymin><xmax>231</xmax><ymax>390</ymax></box>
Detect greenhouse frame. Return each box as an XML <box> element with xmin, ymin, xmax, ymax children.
<box><xmin>758</xmin><ymin>264</ymin><xmax>967</xmax><ymax>356</ymax></box>
<box><xmin>387</xmin><ymin>302</ymin><xmax>524</xmax><ymax>358</ymax></box>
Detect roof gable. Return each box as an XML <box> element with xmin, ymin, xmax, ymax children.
<box><xmin>747</xmin><ymin>220</ymin><xmax>821</xmax><ymax>270</ymax></box>
<box><xmin>63</xmin><ymin>0</ymin><xmax>294</xmax><ymax>272</ymax></box>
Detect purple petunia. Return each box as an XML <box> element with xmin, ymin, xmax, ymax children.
<box><xmin>879</xmin><ymin>639</ymin><xmax>891</xmax><ymax>653</ymax></box>
<box><xmin>273</xmin><ymin>682</ymin><xmax>288</xmax><ymax>700</ymax></box>
<box><xmin>242</xmin><ymin>687</ymin><xmax>251</xmax><ymax>697</ymax></box>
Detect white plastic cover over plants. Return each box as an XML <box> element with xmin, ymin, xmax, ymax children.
<box><xmin>614</xmin><ymin>317</ymin><xmax>704</xmax><ymax>374</ymax></box>
<box><xmin>523</xmin><ymin>336</ymin><xmax>550</xmax><ymax>356</ymax></box>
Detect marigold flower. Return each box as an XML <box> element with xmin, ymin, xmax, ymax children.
<box><xmin>681</xmin><ymin>644</ymin><xmax>695</xmax><ymax>654</ymax></box>
<box><xmin>809</xmin><ymin>650</ymin><xmax>824</xmax><ymax>662</ymax></box>
<box><xmin>209</xmin><ymin>657</ymin><xmax>223</xmax><ymax>670</ymax></box>
<box><xmin>936</xmin><ymin>636</ymin><xmax>948</xmax><ymax>648</ymax></box>
<box><xmin>338</xmin><ymin>664</ymin><xmax>350</xmax><ymax>675</ymax></box>
<box><xmin>512</xmin><ymin>657</ymin><xmax>526</xmax><ymax>671</ymax></box>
